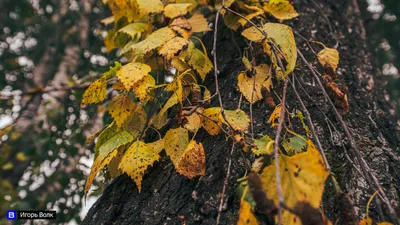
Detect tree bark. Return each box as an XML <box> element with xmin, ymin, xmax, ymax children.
<box><xmin>83</xmin><ymin>0</ymin><xmax>400</xmax><ymax>224</ymax></box>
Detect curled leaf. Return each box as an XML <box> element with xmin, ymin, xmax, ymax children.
<box><xmin>263</xmin><ymin>0</ymin><xmax>299</xmax><ymax>20</ymax></box>
<box><xmin>252</xmin><ymin>135</ymin><xmax>274</xmax><ymax>156</ymax></box>
<box><xmin>268</xmin><ymin>104</ymin><xmax>281</xmax><ymax>127</ymax></box>
<box><xmin>176</xmin><ymin>140</ymin><xmax>206</xmax><ymax>178</ymax></box>
<box><xmin>316</xmin><ymin>43</ymin><xmax>340</xmax><ymax>71</ymax></box>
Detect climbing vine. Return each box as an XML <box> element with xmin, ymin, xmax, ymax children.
<box><xmin>82</xmin><ymin>0</ymin><xmax>397</xmax><ymax>224</ymax></box>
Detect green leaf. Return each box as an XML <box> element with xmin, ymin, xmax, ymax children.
<box><xmin>96</xmin><ymin>130</ymin><xmax>134</xmax><ymax>160</ymax></box>
<box><xmin>282</xmin><ymin>136</ymin><xmax>307</xmax><ymax>155</ymax></box>
<box><xmin>252</xmin><ymin>135</ymin><xmax>274</xmax><ymax>156</ymax></box>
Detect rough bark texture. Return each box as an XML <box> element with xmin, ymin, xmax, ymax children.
<box><xmin>83</xmin><ymin>0</ymin><xmax>400</xmax><ymax>224</ymax></box>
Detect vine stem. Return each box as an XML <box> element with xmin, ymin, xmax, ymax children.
<box><xmin>272</xmin><ymin>78</ymin><xmax>288</xmax><ymax>225</ymax></box>
<box><xmin>222</xmin><ymin>7</ymin><xmax>290</xmax><ymax>222</ymax></box>
<box><xmin>289</xmin><ymin>75</ymin><xmax>331</xmax><ymax>170</ymax></box>
<box><xmin>297</xmin><ymin>49</ymin><xmax>398</xmax><ymax>222</ymax></box>
<box><xmin>212</xmin><ymin>6</ymin><xmax>235</xmax><ymax>131</ymax></box>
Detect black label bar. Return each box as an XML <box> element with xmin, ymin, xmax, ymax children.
<box><xmin>17</xmin><ymin>211</ymin><xmax>56</xmax><ymax>220</ymax></box>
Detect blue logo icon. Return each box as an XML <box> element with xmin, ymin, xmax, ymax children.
<box><xmin>6</xmin><ymin>210</ymin><xmax>17</xmax><ymax>220</ymax></box>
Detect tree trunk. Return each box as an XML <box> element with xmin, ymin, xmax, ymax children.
<box><xmin>83</xmin><ymin>0</ymin><xmax>400</xmax><ymax>224</ymax></box>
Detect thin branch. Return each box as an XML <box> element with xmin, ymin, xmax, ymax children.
<box><xmin>212</xmin><ymin>6</ymin><xmax>235</xmax><ymax>131</ymax></box>
<box><xmin>216</xmin><ymin>142</ymin><xmax>235</xmax><ymax>225</ymax></box>
<box><xmin>289</xmin><ymin>75</ymin><xmax>330</xmax><ymax>170</ymax></box>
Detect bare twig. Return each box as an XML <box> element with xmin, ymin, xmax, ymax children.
<box><xmin>216</xmin><ymin>142</ymin><xmax>235</xmax><ymax>225</ymax></box>
<box><xmin>269</xmin><ymin>47</ymin><xmax>289</xmax><ymax>223</ymax></box>
<box><xmin>212</xmin><ymin>6</ymin><xmax>235</xmax><ymax>132</ymax></box>
<box><xmin>289</xmin><ymin>75</ymin><xmax>330</xmax><ymax>170</ymax></box>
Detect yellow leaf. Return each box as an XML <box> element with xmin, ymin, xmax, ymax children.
<box><xmin>224</xmin><ymin>12</ymin><xmax>240</xmax><ymax>31</ymax></box>
<box><xmin>268</xmin><ymin>104</ymin><xmax>281</xmax><ymax>127</ymax></box>
<box><xmin>171</xmin><ymin>57</ymin><xmax>190</xmax><ymax>72</ymax></box>
<box><xmin>112</xmin><ymin>81</ymin><xmax>126</xmax><ymax>91</ymax></box>
<box><xmin>118</xmin><ymin>141</ymin><xmax>160</xmax><ymax>192</ymax></box>
<box><xmin>237</xmin><ymin>201</ymin><xmax>259</xmax><ymax>225</ymax></box>
<box><xmin>259</xmin><ymin>140</ymin><xmax>330</xmax><ymax>225</ymax></box>
<box><xmin>237</xmin><ymin>64</ymin><xmax>270</xmax><ymax>103</ymax></box>
<box><xmin>188</xmin><ymin>48</ymin><xmax>213</xmax><ymax>81</ymax></box>
<box><xmin>85</xmin><ymin>148</ymin><xmax>118</xmax><ymax>196</ymax></box>
<box><xmin>262</xmin><ymin>77</ymin><xmax>272</xmax><ymax>93</ymax></box>
<box><xmin>182</xmin><ymin>110</ymin><xmax>202</xmax><ymax>133</ymax></box>
<box><xmin>100</xmin><ymin>16</ymin><xmax>114</xmax><ymax>25</ymax></box>
<box><xmin>147</xmin><ymin>138</ymin><xmax>165</xmax><ymax>154</ymax></box>
<box><xmin>126</xmin><ymin>27</ymin><xmax>176</xmax><ymax>57</ymax></box>
<box><xmin>107</xmin><ymin>0</ymin><xmax>135</xmax><ymax>22</ymax></box>
<box><xmin>116</xmin><ymin>62</ymin><xmax>151</xmax><ymax>90</ymax></box>
<box><xmin>170</xmin><ymin>17</ymin><xmax>192</xmax><ymax>30</ymax></box>
<box><xmin>159</xmin><ymin>37</ymin><xmax>189</xmax><ymax>60</ymax></box>
<box><xmin>316</xmin><ymin>44</ymin><xmax>340</xmax><ymax>71</ymax></box>
<box><xmin>16</xmin><ymin>152</ymin><xmax>28</xmax><ymax>161</ymax></box>
<box><xmin>104</xmin><ymin>30</ymin><xmax>116</xmax><ymax>53</ymax></box>
<box><xmin>359</xmin><ymin>218</ymin><xmax>372</xmax><ymax>225</ymax></box>
<box><xmin>187</xmin><ymin>14</ymin><xmax>211</xmax><ymax>32</ymax></box>
<box><xmin>263</xmin><ymin>0</ymin><xmax>299</xmax><ymax>20</ymax></box>
<box><xmin>376</xmin><ymin>223</ymin><xmax>393</xmax><ymax>225</ymax></box>
<box><xmin>165</xmin><ymin>76</ymin><xmax>184</xmax><ymax>105</ymax></box>
<box><xmin>176</xmin><ymin>0</ymin><xmax>198</xmax><ymax>10</ymax></box>
<box><xmin>122</xmin><ymin>105</ymin><xmax>147</xmax><ymax>137</ymax></box>
<box><xmin>134</xmin><ymin>0</ymin><xmax>164</xmax><ymax>19</ymax></box>
<box><xmin>224</xmin><ymin>109</ymin><xmax>250</xmax><ymax>132</ymax></box>
<box><xmin>164</xmin><ymin>127</ymin><xmax>189</xmax><ymax>167</ymax></box>
<box><xmin>201</xmin><ymin>107</ymin><xmax>223</xmax><ymax>135</ymax></box>
<box><xmin>108</xmin><ymin>94</ymin><xmax>135</xmax><ymax>127</ymax></box>
<box><xmin>237</xmin><ymin>3</ymin><xmax>264</xmax><ymax>27</ymax></box>
<box><xmin>150</xmin><ymin>93</ymin><xmax>179</xmax><ymax>129</ymax></box>
<box><xmin>176</xmin><ymin>140</ymin><xmax>206</xmax><ymax>178</ymax></box>
<box><xmin>2</xmin><ymin>162</ymin><xmax>13</xmax><ymax>170</ymax></box>
<box><xmin>172</xmin><ymin>26</ymin><xmax>193</xmax><ymax>39</ymax></box>
<box><xmin>164</xmin><ymin>3</ymin><xmax>192</xmax><ymax>19</ymax></box>
<box><xmin>117</xmin><ymin>23</ymin><xmax>149</xmax><ymax>39</ymax></box>
<box><xmin>107</xmin><ymin>150</ymin><xmax>123</xmax><ymax>179</ymax></box>
<box><xmin>132</xmin><ymin>74</ymin><xmax>155</xmax><ymax>102</ymax></box>
<box><xmin>81</xmin><ymin>79</ymin><xmax>107</xmax><ymax>105</ymax></box>
<box><xmin>151</xmin><ymin>112</ymin><xmax>169</xmax><ymax>130</ymax></box>
<box><xmin>242</xmin><ymin>23</ymin><xmax>297</xmax><ymax>78</ymax></box>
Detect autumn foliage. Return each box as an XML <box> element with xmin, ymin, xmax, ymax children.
<box><xmin>81</xmin><ymin>0</ymin><xmax>394</xmax><ymax>224</ymax></box>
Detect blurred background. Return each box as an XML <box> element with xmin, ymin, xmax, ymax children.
<box><xmin>0</xmin><ymin>0</ymin><xmax>398</xmax><ymax>224</ymax></box>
